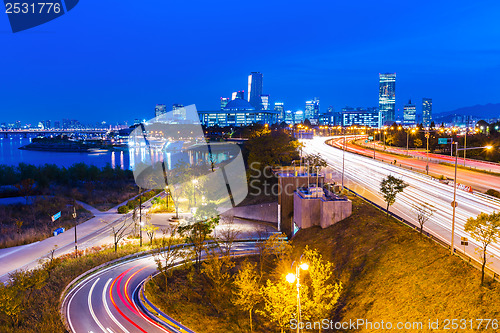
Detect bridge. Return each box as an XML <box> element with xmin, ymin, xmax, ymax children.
<box><xmin>0</xmin><ymin>129</ymin><xmax>109</xmax><ymax>138</ymax></box>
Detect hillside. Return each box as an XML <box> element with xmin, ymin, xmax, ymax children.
<box><xmin>292</xmin><ymin>196</ymin><xmax>500</xmax><ymax>332</ymax></box>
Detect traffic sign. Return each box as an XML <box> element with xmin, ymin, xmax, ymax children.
<box><xmin>51</xmin><ymin>211</ymin><xmax>61</xmax><ymax>222</ymax></box>
<box><xmin>461</xmin><ymin>237</ymin><xmax>468</xmax><ymax>246</ymax></box>
<box><xmin>451</xmin><ymin>201</ymin><xmax>458</xmax><ymax>208</ymax></box>
<box><xmin>365</xmin><ymin>140</ymin><xmax>369</xmax><ymax>143</ymax></box>
<box><xmin>368</xmin><ymin>136</ymin><xmax>374</xmax><ymax>140</ymax></box>
<box><xmin>438</xmin><ymin>138</ymin><xmax>451</xmax><ymax>144</ymax></box>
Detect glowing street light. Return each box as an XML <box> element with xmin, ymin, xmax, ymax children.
<box><xmin>286</xmin><ymin>257</ymin><xmax>309</xmax><ymax>333</ymax></box>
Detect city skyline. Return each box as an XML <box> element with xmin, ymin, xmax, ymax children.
<box><xmin>2</xmin><ymin>1</ymin><xmax>500</xmax><ymax>124</ymax></box>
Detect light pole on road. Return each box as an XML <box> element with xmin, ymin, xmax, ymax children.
<box><xmin>286</xmin><ymin>258</ymin><xmax>309</xmax><ymax>333</ymax></box>
<box><xmin>450</xmin><ymin>144</ymin><xmax>493</xmax><ymax>255</ymax></box>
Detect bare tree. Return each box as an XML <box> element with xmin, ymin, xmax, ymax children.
<box><xmin>412</xmin><ymin>202</ymin><xmax>436</xmax><ymax>234</ymax></box>
<box><xmin>153</xmin><ymin>225</ymin><xmax>183</xmax><ymax>292</ymax></box>
<box><xmin>106</xmin><ymin>218</ymin><xmax>133</xmax><ymax>252</ymax></box>
<box><xmin>215</xmin><ymin>212</ymin><xmax>241</xmax><ymax>257</ymax></box>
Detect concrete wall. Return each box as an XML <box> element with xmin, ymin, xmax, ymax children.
<box><xmin>320</xmin><ymin>199</ymin><xmax>352</xmax><ymax>228</ymax></box>
<box><xmin>230</xmin><ymin>202</ymin><xmax>278</xmax><ymax>224</ymax></box>
<box><xmin>293</xmin><ymin>193</ymin><xmax>321</xmax><ymax>229</ymax></box>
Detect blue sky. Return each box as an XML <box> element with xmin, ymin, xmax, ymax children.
<box><xmin>1</xmin><ymin>0</ymin><xmax>500</xmax><ymax>124</ymax></box>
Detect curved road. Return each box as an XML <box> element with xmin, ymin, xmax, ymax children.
<box><xmin>63</xmin><ymin>242</ymin><xmax>258</xmax><ymax>333</ymax></box>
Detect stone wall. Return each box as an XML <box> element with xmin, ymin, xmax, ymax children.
<box><xmin>229</xmin><ymin>202</ymin><xmax>278</xmax><ymax>224</ymax></box>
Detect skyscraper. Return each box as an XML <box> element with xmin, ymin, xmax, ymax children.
<box><xmin>220</xmin><ymin>97</ymin><xmax>230</xmax><ymax>110</ymax></box>
<box><xmin>155</xmin><ymin>104</ymin><xmax>166</xmax><ymax>118</ymax></box>
<box><xmin>422</xmin><ymin>98</ymin><xmax>432</xmax><ymax>127</ymax></box>
<box><xmin>260</xmin><ymin>94</ymin><xmax>270</xmax><ymax>111</ymax></box>
<box><xmin>305</xmin><ymin>98</ymin><xmax>320</xmax><ymax>125</ymax></box>
<box><xmin>379</xmin><ymin>73</ymin><xmax>396</xmax><ymax>126</ymax></box>
<box><xmin>247</xmin><ymin>72</ymin><xmax>263</xmax><ymax>109</ymax></box>
<box><xmin>172</xmin><ymin>104</ymin><xmax>185</xmax><ymax>121</ymax></box>
<box><xmin>274</xmin><ymin>102</ymin><xmax>285</xmax><ymax>122</ymax></box>
<box><xmin>403</xmin><ymin>99</ymin><xmax>416</xmax><ymax>126</ymax></box>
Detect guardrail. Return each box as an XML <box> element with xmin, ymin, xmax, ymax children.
<box><xmin>345</xmin><ymin>186</ymin><xmax>500</xmax><ymax>283</ymax></box>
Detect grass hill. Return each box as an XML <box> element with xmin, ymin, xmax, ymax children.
<box><xmin>292</xmin><ymin>196</ymin><xmax>500</xmax><ymax>332</ymax></box>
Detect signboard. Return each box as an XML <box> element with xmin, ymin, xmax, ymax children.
<box><xmin>448</xmin><ymin>182</ymin><xmax>473</xmax><ymax>193</ymax></box>
<box><xmin>461</xmin><ymin>237</ymin><xmax>468</xmax><ymax>246</ymax></box>
<box><xmin>51</xmin><ymin>211</ymin><xmax>61</xmax><ymax>222</ymax></box>
<box><xmin>451</xmin><ymin>201</ymin><xmax>458</xmax><ymax>208</ymax></box>
<box><xmin>368</xmin><ymin>136</ymin><xmax>374</xmax><ymax>140</ymax></box>
<box><xmin>438</xmin><ymin>138</ymin><xmax>451</xmax><ymax>144</ymax></box>
<box><xmin>365</xmin><ymin>140</ymin><xmax>369</xmax><ymax>143</ymax></box>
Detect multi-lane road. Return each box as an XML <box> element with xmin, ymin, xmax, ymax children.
<box><xmin>303</xmin><ymin>136</ymin><xmax>500</xmax><ymax>273</ymax></box>
<box><xmin>63</xmin><ymin>242</ymin><xmax>258</xmax><ymax>333</ymax></box>
<box><xmin>329</xmin><ymin>136</ymin><xmax>500</xmax><ymax>193</ymax></box>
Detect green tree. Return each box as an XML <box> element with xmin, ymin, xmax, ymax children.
<box><xmin>246</xmin><ymin>128</ymin><xmax>300</xmax><ymax>169</ymax></box>
<box><xmin>179</xmin><ymin>216</ymin><xmax>219</xmax><ymax>269</ymax></box>
<box><xmin>464</xmin><ymin>212</ymin><xmax>500</xmax><ymax>285</ymax></box>
<box><xmin>142</xmin><ymin>214</ymin><xmax>158</xmax><ymax>245</ymax></box>
<box><xmin>380</xmin><ymin>175</ymin><xmax>409</xmax><ymax>215</ymax></box>
<box><xmin>232</xmin><ymin>260</ymin><xmax>261</xmax><ymax>332</ymax></box>
<box><xmin>303</xmin><ymin>153</ymin><xmax>328</xmax><ymax>174</ymax></box>
<box><xmin>302</xmin><ymin>247</ymin><xmax>342</xmax><ymax>332</ymax></box>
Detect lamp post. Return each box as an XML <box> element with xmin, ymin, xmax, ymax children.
<box><xmin>406</xmin><ymin>128</ymin><xmax>416</xmax><ymax>156</ymax></box>
<box><xmin>73</xmin><ymin>204</ymin><xmax>77</xmax><ymax>255</ymax></box>
<box><xmin>139</xmin><ymin>190</ymin><xmax>143</xmax><ymax>247</ymax></box>
<box><xmin>450</xmin><ymin>144</ymin><xmax>493</xmax><ymax>255</ymax></box>
<box><xmin>342</xmin><ymin>127</ymin><xmax>346</xmax><ymax>191</ymax></box>
<box><xmin>192</xmin><ymin>179</ymin><xmax>198</xmax><ymax>206</ymax></box>
<box><xmin>286</xmin><ymin>259</ymin><xmax>309</xmax><ymax>333</ymax></box>
<box><xmin>425</xmin><ymin>132</ymin><xmax>430</xmax><ymax>175</ymax></box>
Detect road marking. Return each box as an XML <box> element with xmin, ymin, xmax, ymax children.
<box><xmin>103</xmin><ymin>278</ymin><xmax>131</xmax><ymax>333</ymax></box>
<box><xmin>88</xmin><ymin>278</ymin><xmax>107</xmax><ymax>333</ymax></box>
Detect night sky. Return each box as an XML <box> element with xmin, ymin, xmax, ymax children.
<box><xmin>1</xmin><ymin>0</ymin><xmax>500</xmax><ymax>124</ymax></box>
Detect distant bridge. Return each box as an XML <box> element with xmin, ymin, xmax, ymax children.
<box><xmin>0</xmin><ymin>129</ymin><xmax>109</xmax><ymax>138</ymax></box>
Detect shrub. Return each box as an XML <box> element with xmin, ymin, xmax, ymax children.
<box><xmin>486</xmin><ymin>189</ymin><xmax>500</xmax><ymax>199</ymax></box>
<box><xmin>117</xmin><ymin>205</ymin><xmax>129</xmax><ymax>214</ymax></box>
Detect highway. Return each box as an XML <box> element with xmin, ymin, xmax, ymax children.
<box><xmin>63</xmin><ymin>242</ymin><xmax>258</xmax><ymax>333</ymax></box>
<box><xmin>328</xmin><ymin>136</ymin><xmax>500</xmax><ymax>193</ymax></box>
<box><xmin>303</xmin><ymin>136</ymin><xmax>500</xmax><ymax>273</ymax></box>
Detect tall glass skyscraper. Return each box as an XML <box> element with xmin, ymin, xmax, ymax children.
<box><xmin>274</xmin><ymin>102</ymin><xmax>285</xmax><ymax>122</ymax></box>
<box><xmin>247</xmin><ymin>72</ymin><xmax>263</xmax><ymax>109</ymax></box>
<box><xmin>155</xmin><ymin>104</ymin><xmax>166</xmax><ymax>118</ymax></box>
<box><xmin>422</xmin><ymin>98</ymin><xmax>432</xmax><ymax>127</ymax></box>
<box><xmin>305</xmin><ymin>98</ymin><xmax>320</xmax><ymax>124</ymax></box>
<box><xmin>260</xmin><ymin>94</ymin><xmax>270</xmax><ymax>111</ymax></box>
<box><xmin>403</xmin><ymin>99</ymin><xmax>416</xmax><ymax>126</ymax></box>
<box><xmin>378</xmin><ymin>73</ymin><xmax>396</xmax><ymax>126</ymax></box>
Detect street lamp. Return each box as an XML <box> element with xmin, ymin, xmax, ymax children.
<box><xmin>450</xmin><ymin>144</ymin><xmax>493</xmax><ymax>255</ymax></box>
<box><xmin>342</xmin><ymin>127</ymin><xmax>346</xmax><ymax>191</ymax></box>
<box><xmin>286</xmin><ymin>258</ymin><xmax>309</xmax><ymax>333</ymax></box>
<box><xmin>407</xmin><ymin>128</ymin><xmax>416</xmax><ymax>156</ymax></box>
<box><xmin>140</xmin><ymin>221</ymin><xmax>144</xmax><ymax>247</ymax></box>
<box><xmin>192</xmin><ymin>178</ymin><xmax>198</xmax><ymax>206</ymax></box>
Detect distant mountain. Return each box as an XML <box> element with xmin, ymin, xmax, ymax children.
<box><xmin>434</xmin><ymin>103</ymin><xmax>500</xmax><ymax>123</ymax></box>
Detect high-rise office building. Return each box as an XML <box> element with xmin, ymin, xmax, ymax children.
<box><xmin>232</xmin><ymin>91</ymin><xmax>245</xmax><ymax>100</ymax></box>
<box><xmin>422</xmin><ymin>98</ymin><xmax>432</xmax><ymax>127</ymax></box>
<box><xmin>260</xmin><ymin>94</ymin><xmax>270</xmax><ymax>111</ymax></box>
<box><xmin>379</xmin><ymin>73</ymin><xmax>396</xmax><ymax>126</ymax></box>
<box><xmin>247</xmin><ymin>72</ymin><xmax>263</xmax><ymax>109</ymax></box>
<box><xmin>155</xmin><ymin>104</ymin><xmax>166</xmax><ymax>118</ymax></box>
<box><xmin>341</xmin><ymin>107</ymin><xmax>379</xmax><ymax>127</ymax></box>
<box><xmin>284</xmin><ymin>110</ymin><xmax>294</xmax><ymax>124</ymax></box>
<box><xmin>220</xmin><ymin>97</ymin><xmax>230</xmax><ymax>110</ymax></box>
<box><xmin>403</xmin><ymin>99</ymin><xmax>416</xmax><ymax>126</ymax></box>
<box><xmin>274</xmin><ymin>102</ymin><xmax>285</xmax><ymax>122</ymax></box>
<box><xmin>172</xmin><ymin>103</ymin><xmax>186</xmax><ymax>121</ymax></box>
<box><xmin>305</xmin><ymin>98</ymin><xmax>320</xmax><ymax>124</ymax></box>
<box><xmin>294</xmin><ymin>110</ymin><xmax>304</xmax><ymax>124</ymax></box>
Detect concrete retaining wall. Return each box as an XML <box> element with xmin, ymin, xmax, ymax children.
<box><xmin>230</xmin><ymin>202</ymin><xmax>278</xmax><ymax>224</ymax></box>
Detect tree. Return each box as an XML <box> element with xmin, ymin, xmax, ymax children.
<box><xmin>15</xmin><ymin>178</ymin><xmax>37</xmax><ymax>226</ymax></box>
<box><xmin>153</xmin><ymin>225</ymin><xmax>183</xmax><ymax>292</ymax></box>
<box><xmin>15</xmin><ymin>219</ymin><xmax>23</xmax><ymax>234</ymax></box>
<box><xmin>107</xmin><ymin>218</ymin><xmax>133</xmax><ymax>252</ymax></box>
<box><xmin>303</xmin><ymin>153</ymin><xmax>327</xmax><ymax>173</ymax></box>
<box><xmin>464</xmin><ymin>212</ymin><xmax>500</xmax><ymax>285</ymax></box>
<box><xmin>142</xmin><ymin>213</ymin><xmax>158</xmax><ymax>245</ymax></box>
<box><xmin>179</xmin><ymin>216</ymin><xmax>219</xmax><ymax>269</ymax></box>
<box><xmin>232</xmin><ymin>260</ymin><xmax>261</xmax><ymax>333</ymax></box>
<box><xmin>412</xmin><ymin>202</ymin><xmax>436</xmax><ymax>234</ymax></box>
<box><xmin>201</xmin><ymin>248</ymin><xmax>235</xmax><ymax>313</ymax></box>
<box><xmin>215</xmin><ymin>212</ymin><xmax>241</xmax><ymax>257</ymax></box>
<box><xmin>302</xmin><ymin>247</ymin><xmax>342</xmax><ymax>332</ymax></box>
<box><xmin>414</xmin><ymin>138</ymin><xmax>423</xmax><ymax>148</ymax></box>
<box><xmin>380</xmin><ymin>175</ymin><xmax>408</xmax><ymax>215</ymax></box>
<box><xmin>246</xmin><ymin>128</ymin><xmax>300</xmax><ymax>170</ymax></box>
<box><xmin>259</xmin><ymin>233</ymin><xmax>292</xmax><ymax>278</ymax></box>
<box><xmin>258</xmin><ymin>278</ymin><xmax>297</xmax><ymax>333</ymax></box>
